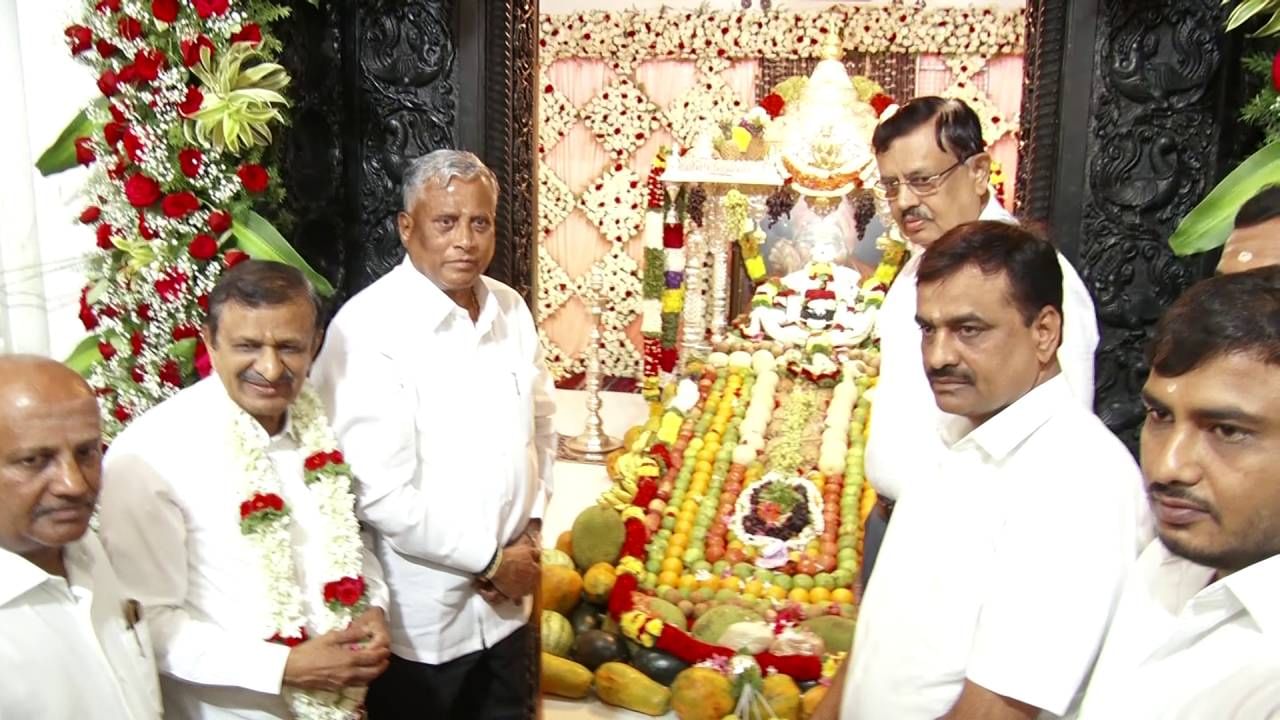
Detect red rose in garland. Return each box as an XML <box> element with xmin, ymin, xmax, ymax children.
<box><xmin>124</xmin><ymin>173</ymin><xmax>162</xmax><ymax>207</ymax></box>
<box><xmin>179</xmin><ymin>148</ymin><xmax>203</xmax><ymax>178</ymax></box>
<box><xmin>194</xmin><ymin>0</ymin><xmax>229</xmax><ymax>19</ymax></box>
<box><xmin>180</xmin><ymin>35</ymin><xmax>215</xmax><ymax>67</ymax></box>
<box><xmin>162</xmin><ymin>191</ymin><xmax>200</xmax><ymax>219</ymax></box>
<box><xmin>104</xmin><ymin>121</ymin><xmax>126</xmax><ymax>147</ymax></box>
<box><xmin>98</xmin><ymin>341</ymin><xmax>116</xmax><ymax>361</ymax></box>
<box><xmin>138</xmin><ymin>212</ymin><xmax>157</xmax><ymax>240</ymax></box>
<box><xmin>194</xmin><ymin>339</ymin><xmax>211</xmax><ymax>378</ymax></box>
<box><xmin>179</xmin><ymin>86</ymin><xmax>204</xmax><ymax>116</ymax></box>
<box><xmin>117</xmin><ymin>16</ymin><xmax>142</xmax><ymax>41</ymax></box>
<box><xmin>74</xmin><ymin>137</ymin><xmax>95</xmax><ymax>165</ymax></box>
<box><xmin>95</xmin><ymin>38</ymin><xmax>118</xmax><ymax>58</ymax></box>
<box><xmin>95</xmin><ymin>0</ymin><xmax>121</xmax><ymax>12</ymax></box>
<box><xmin>97</xmin><ymin>69</ymin><xmax>119</xmax><ymax>96</ymax></box>
<box><xmin>137</xmin><ymin>303</ymin><xmax>152</xmax><ymax>322</ymax></box>
<box><xmin>80</xmin><ymin>206</ymin><xmax>101</xmax><ymax>224</ymax></box>
<box><xmin>151</xmin><ymin>0</ymin><xmax>179</xmax><ymax>23</ymax></box>
<box><xmin>130</xmin><ymin>365</ymin><xmax>145</xmax><ymax>384</ymax></box>
<box><xmin>123</xmin><ymin>128</ymin><xmax>144</xmax><ymax>163</ymax></box>
<box><xmin>760</xmin><ymin>92</ymin><xmax>785</xmax><ymax>119</ymax></box>
<box><xmin>159</xmin><ymin>360</ymin><xmax>183</xmax><ymax>387</ymax></box>
<box><xmin>79</xmin><ymin>288</ymin><xmax>98</xmax><ymax>330</ymax></box>
<box><xmin>112</xmin><ymin>404</ymin><xmax>131</xmax><ymax>423</ymax></box>
<box><xmin>130</xmin><ymin>330</ymin><xmax>144</xmax><ymax>356</ymax></box>
<box><xmin>95</xmin><ymin>223</ymin><xmax>116</xmax><ymax>250</ymax></box>
<box><xmin>237</xmin><ymin>164</ymin><xmax>269</xmax><ymax>193</ymax></box>
<box><xmin>154</xmin><ymin>269</ymin><xmax>189</xmax><ymax>301</ymax></box>
<box><xmin>130</xmin><ymin>48</ymin><xmax>167</xmax><ymax>84</ymax></box>
<box><xmin>869</xmin><ymin>92</ymin><xmax>895</xmax><ymax>117</ymax></box>
<box><xmin>323</xmin><ymin>577</ymin><xmax>366</xmax><ymax>607</ymax></box>
<box><xmin>223</xmin><ymin>249</ymin><xmax>249</xmax><ymax>267</ymax></box>
<box><xmin>1273</xmin><ymin>49</ymin><xmax>1280</xmax><ymax>92</ymax></box>
<box><xmin>188</xmin><ymin>234</ymin><xmax>218</xmax><ymax>260</ymax></box>
<box><xmin>207</xmin><ymin>210</ymin><xmax>231</xmax><ymax>233</ymax></box>
<box><xmin>65</xmin><ymin>25</ymin><xmax>92</xmax><ymax>55</ymax></box>
<box><xmin>230</xmin><ymin>23</ymin><xmax>262</xmax><ymax>46</ymax></box>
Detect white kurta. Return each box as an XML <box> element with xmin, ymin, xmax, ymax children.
<box><xmin>844</xmin><ymin>375</ymin><xmax>1152</xmax><ymax>719</ymax></box>
<box><xmin>1076</xmin><ymin>544</ymin><xmax>1280</xmax><ymax>719</ymax></box>
<box><xmin>0</xmin><ymin>533</ymin><xmax>161</xmax><ymax>720</ymax></box>
<box><xmin>97</xmin><ymin>377</ymin><xmax>389</xmax><ymax>720</ymax></box>
<box><xmin>310</xmin><ymin>259</ymin><xmax>557</xmax><ymax>665</ymax></box>
<box><xmin>865</xmin><ymin>195</ymin><xmax>1100</xmax><ymax>501</ymax></box>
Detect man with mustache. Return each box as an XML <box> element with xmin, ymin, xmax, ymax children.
<box><xmin>863</xmin><ymin>98</ymin><xmax>1099</xmax><ymax>558</ymax></box>
<box><xmin>0</xmin><ymin>355</ymin><xmax>160</xmax><ymax>719</ymax></box>
<box><xmin>818</xmin><ymin>222</ymin><xmax>1148</xmax><ymax>719</ymax></box>
<box><xmin>311</xmin><ymin>149</ymin><xmax>554</xmax><ymax>719</ymax></box>
<box><xmin>1077</xmin><ymin>267</ymin><xmax>1280</xmax><ymax>717</ymax></box>
<box><xmin>97</xmin><ymin>261</ymin><xmax>392</xmax><ymax>719</ymax></box>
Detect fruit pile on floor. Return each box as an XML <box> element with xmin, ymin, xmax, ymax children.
<box><xmin>540</xmin><ymin>349</ymin><xmax>878</xmax><ymax>719</ymax></box>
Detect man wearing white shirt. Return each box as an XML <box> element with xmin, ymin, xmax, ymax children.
<box><xmin>816</xmin><ymin>222</ymin><xmax>1148</xmax><ymax>720</ymax></box>
<box><xmin>311</xmin><ymin>149</ymin><xmax>553</xmax><ymax>719</ymax></box>
<box><xmin>98</xmin><ymin>261</ymin><xmax>392</xmax><ymax>720</ymax></box>
<box><xmin>0</xmin><ymin>355</ymin><xmax>160</xmax><ymax>720</ymax></box>
<box><xmin>863</xmin><ymin>97</ymin><xmax>1099</xmax><ymax>523</ymax></box>
<box><xmin>1078</xmin><ymin>267</ymin><xmax>1280</xmax><ymax>718</ymax></box>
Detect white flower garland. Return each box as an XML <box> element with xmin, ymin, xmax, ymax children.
<box><xmin>231</xmin><ymin>384</ymin><xmax>368</xmax><ymax>720</ymax></box>
<box><xmin>580</xmin><ymin>163</ymin><xmax>645</xmax><ymax>243</ymax></box>
<box><xmin>581</xmin><ymin>77</ymin><xmax>660</xmax><ymax>159</ymax></box>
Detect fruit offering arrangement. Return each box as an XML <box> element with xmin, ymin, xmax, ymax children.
<box><xmin>540</xmin><ymin>345</ymin><xmax>879</xmax><ymax>718</ymax></box>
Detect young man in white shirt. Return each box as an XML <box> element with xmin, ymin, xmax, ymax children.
<box><xmin>0</xmin><ymin>355</ymin><xmax>160</xmax><ymax>720</ymax></box>
<box><xmin>98</xmin><ymin>261</ymin><xmax>392</xmax><ymax>720</ymax></box>
<box><xmin>311</xmin><ymin>149</ymin><xmax>554</xmax><ymax>719</ymax></box>
<box><xmin>862</xmin><ymin>98</ymin><xmax>1099</xmax><ymax>564</ymax></box>
<box><xmin>1216</xmin><ymin>184</ymin><xmax>1280</xmax><ymax>274</ymax></box>
<box><xmin>816</xmin><ymin>222</ymin><xmax>1148</xmax><ymax>720</ymax></box>
<box><xmin>1077</xmin><ymin>267</ymin><xmax>1280</xmax><ymax>718</ymax></box>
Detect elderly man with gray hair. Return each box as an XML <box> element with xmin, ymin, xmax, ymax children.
<box><xmin>311</xmin><ymin>149</ymin><xmax>555</xmax><ymax>719</ymax></box>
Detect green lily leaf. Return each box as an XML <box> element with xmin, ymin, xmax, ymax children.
<box><xmin>65</xmin><ymin>335</ymin><xmax>103</xmax><ymax>376</ymax></box>
<box><xmin>85</xmin><ymin>279</ymin><xmax>109</xmax><ymax>305</ymax></box>
<box><xmin>1226</xmin><ymin>0</ymin><xmax>1280</xmax><ymax>31</ymax></box>
<box><xmin>1169</xmin><ymin>141</ymin><xmax>1280</xmax><ymax>255</ymax></box>
<box><xmin>1251</xmin><ymin>9</ymin><xmax>1280</xmax><ymax>34</ymax></box>
<box><xmin>230</xmin><ymin>210</ymin><xmax>335</xmax><ymax>297</ymax></box>
<box><xmin>35</xmin><ymin>104</ymin><xmax>99</xmax><ymax>176</ymax></box>
<box><xmin>169</xmin><ymin>337</ymin><xmax>198</xmax><ymax>362</ymax></box>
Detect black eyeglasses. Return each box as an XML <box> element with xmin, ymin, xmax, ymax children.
<box><xmin>876</xmin><ymin>157</ymin><xmax>970</xmax><ymax>199</ymax></box>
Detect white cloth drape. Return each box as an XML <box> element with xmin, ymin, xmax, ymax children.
<box><xmin>0</xmin><ymin>0</ymin><xmax>94</xmax><ymax>357</ymax></box>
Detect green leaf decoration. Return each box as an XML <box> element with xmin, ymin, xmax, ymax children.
<box><xmin>1250</xmin><ymin>9</ymin><xmax>1280</xmax><ymax>34</ymax></box>
<box><xmin>183</xmin><ymin>44</ymin><xmax>291</xmax><ymax>153</ymax></box>
<box><xmin>230</xmin><ymin>210</ymin><xmax>335</xmax><ymax>296</ymax></box>
<box><xmin>65</xmin><ymin>334</ymin><xmax>103</xmax><ymax>376</ymax></box>
<box><xmin>169</xmin><ymin>337</ymin><xmax>198</xmax><ymax>362</ymax></box>
<box><xmin>35</xmin><ymin>107</ymin><xmax>96</xmax><ymax>177</ymax></box>
<box><xmin>1226</xmin><ymin>0</ymin><xmax>1280</xmax><ymax>32</ymax></box>
<box><xmin>1169</xmin><ymin>142</ymin><xmax>1280</xmax><ymax>255</ymax></box>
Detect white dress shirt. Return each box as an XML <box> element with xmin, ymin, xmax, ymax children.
<box><xmin>865</xmin><ymin>195</ymin><xmax>1100</xmax><ymax>501</ymax></box>
<box><xmin>1077</xmin><ymin>544</ymin><xmax>1280</xmax><ymax>719</ymax></box>
<box><xmin>97</xmin><ymin>377</ymin><xmax>389</xmax><ymax>720</ymax></box>
<box><xmin>311</xmin><ymin>259</ymin><xmax>557</xmax><ymax>665</ymax></box>
<box><xmin>844</xmin><ymin>375</ymin><xmax>1151</xmax><ymax>719</ymax></box>
<box><xmin>0</xmin><ymin>533</ymin><xmax>161</xmax><ymax>720</ymax></box>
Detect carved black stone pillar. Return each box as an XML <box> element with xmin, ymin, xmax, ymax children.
<box><xmin>272</xmin><ymin>0</ymin><xmax>537</xmax><ymax>306</ymax></box>
<box><xmin>1018</xmin><ymin>0</ymin><xmax>1243</xmax><ymax>449</ymax></box>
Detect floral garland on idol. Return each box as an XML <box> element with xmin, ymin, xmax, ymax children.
<box><xmin>234</xmin><ymin>386</ymin><xmax>370</xmax><ymax>719</ymax></box>
<box><xmin>46</xmin><ymin>0</ymin><xmax>327</xmax><ymax>441</ymax></box>
<box><xmin>640</xmin><ymin>149</ymin><xmax>688</xmax><ymax>404</ymax></box>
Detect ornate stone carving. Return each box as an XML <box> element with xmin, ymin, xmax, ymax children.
<box><xmin>1080</xmin><ymin>1</ymin><xmax>1228</xmax><ymax>448</ymax></box>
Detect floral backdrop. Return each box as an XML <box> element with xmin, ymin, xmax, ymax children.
<box><xmin>536</xmin><ymin>5</ymin><xmax>1027</xmax><ymax>385</ymax></box>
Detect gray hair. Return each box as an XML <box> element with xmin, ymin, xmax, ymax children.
<box><xmin>401</xmin><ymin>149</ymin><xmax>500</xmax><ymax>211</ymax></box>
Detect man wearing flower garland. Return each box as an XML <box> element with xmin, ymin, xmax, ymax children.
<box><xmin>98</xmin><ymin>260</ymin><xmax>392</xmax><ymax>720</ymax></box>
<box><xmin>311</xmin><ymin>149</ymin><xmax>553</xmax><ymax>719</ymax></box>
<box><xmin>1077</xmin><ymin>268</ymin><xmax>1280</xmax><ymax>717</ymax></box>
<box><xmin>0</xmin><ymin>355</ymin><xmax>161</xmax><ymax>719</ymax></box>
<box><xmin>817</xmin><ymin>222</ymin><xmax>1147</xmax><ymax>720</ymax></box>
<box><xmin>861</xmin><ymin>96</ymin><xmax>1099</xmax><ymax>577</ymax></box>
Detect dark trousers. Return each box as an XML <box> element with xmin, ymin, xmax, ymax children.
<box><xmin>366</xmin><ymin>624</ymin><xmax>536</xmax><ymax>720</ymax></box>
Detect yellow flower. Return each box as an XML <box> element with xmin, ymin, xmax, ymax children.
<box><xmin>661</xmin><ymin>288</ymin><xmax>685</xmax><ymax>313</ymax></box>
<box><xmin>731</xmin><ymin>125</ymin><xmax>752</xmax><ymax>151</ymax></box>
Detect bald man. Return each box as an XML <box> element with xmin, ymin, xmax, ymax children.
<box><xmin>0</xmin><ymin>356</ymin><xmax>160</xmax><ymax>720</ymax></box>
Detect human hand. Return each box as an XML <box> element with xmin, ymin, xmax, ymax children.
<box><xmin>283</xmin><ymin>623</ymin><xmax>391</xmax><ymax>691</ymax></box>
<box><xmin>489</xmin><ymin>543</ymin><xmax>540</xmax><ymax>601</ymax></box>
<box><xmin>349</xmin><ymin>607</ymin><xmax>390</xmax><ymax>652</ymax></box>
<box><xmin>473</xmin><ymin>577</ymin><xmax>511</xmax><ymax>606</ymax></box>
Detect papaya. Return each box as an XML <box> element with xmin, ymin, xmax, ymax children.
<box><xmin>801</xmin><ymin>684</ymin><xmax>827</xmax><ymax>719</ymax></box>
<box><xmin>541</xmin><ymin>565</ymin><xmax>583</xmax><ymax>616</ymax></box>
<box><xmin>583</xmin><ymin>562</ymin><xmax>617</xmax><ymax>604</ymax></box>
<box><xmin>556</xmin><ymin>530</ymin><xmax>574</xmax><ymax>557</ymax></box>
<box><xmin>595</xmin><ymin>661</ymin><xmax>671</xmax><ymax>716</ymax></box>
<box><xmin>540</xmin><ymin>652</ymin><xmax>592</xmax><ymax>699</ymax></box>
<box><xmin>570</xmin><ymin>506</ymin><xmax>625</xmax><ymax>570</ymax></box>
<box><xmin>754</xmin><ymin>673</ymin><xmax>801</xmax><ymax>720</ymax></box>
<box><xmin>571</xmin><ymin>629</ymin><xmax>627</xmax><ymax>671</ymax></box>
<box><xmin>670</xmin><ymin>667</ymin><xmax>735</xmax><ymax>720</ymax></box>
<box><xmin>540</xmin><ymin>610</ymin><xmax>573</xmax><ymax>657</ymax></box>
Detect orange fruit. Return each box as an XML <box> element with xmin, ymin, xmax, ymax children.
<box><xmin>788</xmin><ymin>588</ymin><xmax>810</xmax><ymax>604</ymax></box>
<box><xmin>678</xmin><ymin>575</ymin><xmax>698</xmax><ymax>591</ymax></box>
<box><xmin>831</xmin><ymin>588</ymin><xmax>855</xmax><ymax>604</ymax></box>
<box><xmin>808</xmin><ymin>587</ymin><xmax>832</xmax><ymax>603</ymax></box>
<box><xmin>765</xmin><ymin>585</ymin><xmax>788</xmax><ymax>600</ymax></box>
<box><xmin>658</xmin><ymin>570</ymin><xmax>680</xmax><ymax>587</ymax></box>
<box><xmin>661</xmin><ymin>557</ymin><xmax>683</xmax><ymax>574</ymax></box>
<box><xmin>743</xmin><ymin>579</ymin><xmax>765</xmax><ymax>596</ymax></box>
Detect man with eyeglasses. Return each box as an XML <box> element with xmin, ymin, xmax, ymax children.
<box><xmin>862</xmin><ymin>97</ymin><xmax>1099</xmax><ymax>552</ymax></box>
